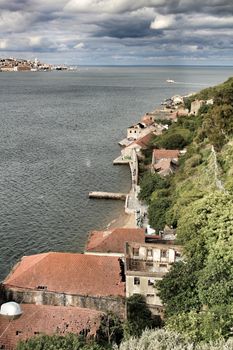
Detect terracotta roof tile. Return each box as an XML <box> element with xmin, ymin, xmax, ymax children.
<box><xmin>0</xmin><ymin>304</ymin><xmax>103</xmax><ymax>350</ymax></box>
<box><xmin>134</xmin><ymin>132</ymin><xmax>154</xmax><ymax>148</ymax></box>
<box><xmin>3</xmin><ymin>253</ymin><xmax>125</xmax><ymax>297</ymax></box>
<box><xmin>153</xmin><ymin>149</ymin><xmax>180</xmax><ymax>160</ymax></box>
<box><xmin>86</xmin><ymin>228</ymin><xmax>145</xmax><ymax>254</ymax></box>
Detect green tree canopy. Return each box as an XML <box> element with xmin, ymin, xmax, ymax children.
<box><xmin>138</xmin><ymin>172</ymin><xmax>169</xmax><ymax>204</ymax></box>
<box><xmin>157</xmin><ymin>133</ymin><xmax>188</xmax><ymax>150</ymax></box>
<box><xmin>124</xmin><ymin>295</ymin><xmax>161</xmax><ymax>339</ymax></box>
<box><xmin>157</xmin><ymin>261</ymin><xmax>201</xmax><ymax>317</ymax></box>
<box><xmin>17</xmin><ymin>334</ymin><xmax>108</xmax><ymax>350</ymax></box>
<box><xmin>148</xmin><ymin>196</ymin><xmax>171</xmax><ymax>230</ymax></box>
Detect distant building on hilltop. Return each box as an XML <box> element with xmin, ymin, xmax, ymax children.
<box><xmin>190</xmin><ymin>99</ymin><xmax>205</xmax><ymax>115</ymax></box>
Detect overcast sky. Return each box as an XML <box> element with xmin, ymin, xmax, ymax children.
<box><xmin>0</xmin><ymin>0</ymin><xmax>233</xmax><ymax>65</ymax></box>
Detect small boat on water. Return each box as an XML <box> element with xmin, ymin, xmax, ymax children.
<box><xmin>166</xmin><ymin>79</ymin><xmax>175</xmax><ymax>83</ymax></box>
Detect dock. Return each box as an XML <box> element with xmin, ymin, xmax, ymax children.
<box><xmin>89</xmin><ymin>191</ymin><xmax>127</xmax><ymax>200</ymax></box>
<box><xmin>113</xmin><ymin>156</ymin><xmax>130</xmax><ymax>165</ymax></box>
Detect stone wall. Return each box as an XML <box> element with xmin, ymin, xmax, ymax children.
<box><xmin>2</xmin><ymin>286</ymin><xmax>126</xmax><ymax>318</ymax></box>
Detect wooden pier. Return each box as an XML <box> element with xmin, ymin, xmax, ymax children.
<box><xmin>89</xmin><ymin>191</ymin><xmax>127</xmax><ymax>200</ymax></box>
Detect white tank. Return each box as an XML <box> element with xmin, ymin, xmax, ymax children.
<box><xmin>0</xmin><ymin>302</ymin><xmax>22</xmax><ymax>317</ymax></box>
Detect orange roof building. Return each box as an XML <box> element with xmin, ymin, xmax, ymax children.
<box><xmin>152</xmin><ymin>149</ymin><xmax>180</xmax><ymax>177</ymax></box>
<box><xmin>0</xmin><ymin>304</ymin><xmax>103</xmax><ymax>350</ymax></box>
<box><xmin>3</xmin><ymin>252</ymin><xmax>125</xmax><ymax>297</ymax></box>
<box><xmin>152</xmin><ymin>149</ymin><xmax>180</xmax><ymax>162</ymax></box>
<box><xmin>85</xmin><ymin>228</ymin><xmax>145</xmax><ymax>256</ymax></box>
<box><xmin>2</xmin><ymin>253</ymin><xmax>125</xmax><ymax>316</ymax></box>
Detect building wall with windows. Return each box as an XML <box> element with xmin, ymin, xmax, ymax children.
<box><xmin>126</xmin><ymin>274</ymin><xmax>162</xmax><ymax>306</ymax></box>
<box><xmin>125</xmin><ymin>242</ymin><xmax>182</xmax><ymax>316</ymax></box>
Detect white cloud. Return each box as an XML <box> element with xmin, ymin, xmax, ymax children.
<box><xmin>73</xmin><ymin>42</ymin><xmax>85</xmax><ymax>49</ymax></box>
<box><xmin>29</xmin><ymin>36</ymin><xmax>42</xmax><ymax>46</ymax></box>
<box><xmin>0</xmin><ymin>10</ymin><xmax>33</xmax><ymax>32</ymax></box>
<box><xmin>64</xmin><ymin>0</ymin><xmax>166</xmax><ymax>14</ymax></box>
<box><xmin>150</xmin><ymin>14</ymin><xmax>174</xmax><ymax>29</ymax></box>
<box><xmin>0</xmin><ymin>39</ymin><xmax>7</xmax><ymax>49</ymax></box>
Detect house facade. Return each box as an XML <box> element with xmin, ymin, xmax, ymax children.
<box><xmin>125</xmin><ymin>242</ymin><xmax>182</xmax><ymax>316</ymax></box>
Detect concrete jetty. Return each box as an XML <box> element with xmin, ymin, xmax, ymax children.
<box><xmin>89</xmin><ymin>191</ymin><xmax>127</xmax><ymax>200</ymax></box>
<box><xmin>113</xmin><ymin>156</ymin><xmax>130</xmax><ymax>165</ymax></box>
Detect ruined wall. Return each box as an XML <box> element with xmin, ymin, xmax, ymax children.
<box><xmin>2</xmin><ymin>286</ymin><xmax>125</xmax><ymax>318</ymax></box>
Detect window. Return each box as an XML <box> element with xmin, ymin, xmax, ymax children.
<box><xmin>16</xmin><ymin>331</ymin><xmax>22</xmax><ymax>336</ymax></box>
<box><xmin>146</xmin><ymin>261</ymin><xmax>153</xmax><ymax>267</ymax></box>
<box><xmin>146</xmin><ymin>294</ymin><xmax>154</xmax><ymax>303</ymax></box>
<box><xmin>147</xmin><ymin>249</ymin><xmax>152</xmax><ymax>257</ymax></box>
<box><xmin>34</xmin><ymin>331</ymin><xmax>41</xmax><ymax>335</ymax></box>
<box><xmin>133</xmin><ymin>247</ymin><xmax>139</xmax><ymax>256</ymax></box>
<box><xmin>161</xmin><ymin>250</ymin><xmax>167</xmax><ymax>258</ymax></box>
<box><xmin>37</xmin><ymin>285</ymin><xmax>47</xmax><ymax>290</ymax></box>
<box><xmin>134</xmin><ymin>277</ymin><xmax>140</xmax><ymax>285</ymax></box>
<box><xmin>148</xmin><ymin>278</ymin><xmax>154</xmax><ymax>286</ymax></box>
<box><xmin>159</xmin><ymin>263</ymin><xmax>167</xmax><ymax>268</ymax></box>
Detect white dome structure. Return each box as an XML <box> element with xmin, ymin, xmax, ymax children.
<box><xmin>0</xmin><ymin>302</ymin><xmax>22</xmax><ymax>317</ymax></box>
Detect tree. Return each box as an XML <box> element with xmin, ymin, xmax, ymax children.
<box><xmin>203</xmin><ymin>104</ymin><xmax>233</xmax><ymax>150</ymax></box>
<box><xmin>177</xmin><ymin>192</ymin><xmax>233</xmax><ymax>264</ymax></box>
<box><xmin>197</xmin><ymin>241</ymin><xmax>233</xmax><ymax>307</ymax></box>
<box><xmin>166</xmin><ymin>306</ymin><xmax>233</xmax><ymax>343</ymax></box>
<box><xmin>17</xmin><ymin>334</ymin><xmax>109</xmax><ymax>350</ymax></box>
<box><xmin>157</xmin><ymin>261</ymin><xmax>201</xmax><ymax>317</ymax></box>
<box><xmin>124</xmin><ymin>295</ymin><xmax>161</xmax><ymax>339</ymax></box>
<box><xmin>148</xmin><ymin>197</ymin><xmax>171</xmax><ymax>230</ymax></box>
<box><xmin>116</xmin><ymin>328</ymin><xmax>233</xmax><ymax>350</ymax></box>
<box><xmin>138</xmin><ymin>172</ymin><xmax>169</xmax><ymax>204</ymax></box>
<box><xmin>97</xmin><ymin>312</ymin><xmax>123</xmax><ymax>345</ymax></box>
<box><xmin>158</xmin><ymin>133</ymin><xmax>188</xmax><ymax>150</ymax></box>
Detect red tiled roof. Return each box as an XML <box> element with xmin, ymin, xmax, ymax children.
<box><xmin>3</xmin><ymin>253</ymin><xmax>125</xmax><ymax>297</ymax></box>
<box><xmin>134</xmin><ymin>132</ymin><xmax>154</xmax><ymax>148</ymax></box>
<box><xmin>86</xmin><ymin>228</ymin><xmax>145</xmax><ymax>254</ymax></box>
<box><xmin>0</xmin><ymin>304</ymin><xmax>103</xmax><ymax>350</ymax></box>
<box><xmin>154</xmin><ymin>159</ymin><xmax>175</xmax><ymax>176</ymax></box>
<box><xmin>153</xmin><ymin>149</ymin><xmax>180</xmax><ymax>160</ymax></box>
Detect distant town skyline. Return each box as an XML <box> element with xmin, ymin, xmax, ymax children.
<box><xmin>0</xmin><ymin>0</ymin><xmax>233</xmax><ymax>66</ymax></box>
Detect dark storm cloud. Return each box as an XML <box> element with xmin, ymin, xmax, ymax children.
<box><xmin>0</xmin><ymin>0</ymin><xmax>232</xmax><ymax>64</ymax></box>
<box><xmin>93</xmin><ymin>16</ymin><xmax>157</xmax><ymax>39</ymax></box>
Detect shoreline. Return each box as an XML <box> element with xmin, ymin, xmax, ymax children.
<box><xmin>105</xmin><ymin>212</ymin><xmax>136</xmax><ymax>230</ymax></box>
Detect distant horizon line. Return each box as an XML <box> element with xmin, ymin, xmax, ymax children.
<box><xmin>69</xmin><ymin>64</ymin><xmax>233</xmax><ymax>68</ymax></box>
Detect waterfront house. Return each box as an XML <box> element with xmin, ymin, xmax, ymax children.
<box><xmin>152</xmin><ymin>149</ymin><xmax>180</xmax><ymax>176</ymax></box>
<box><xmin>171</xmin><ymin>95</ymin><xmax>184</xmax><ymax>105</ymax></box>
<box><xmin>127</xmin><ymin>123</ymin><xmax>146</xmax><ymax>140</ymax></box>
<box><xmin>121</xmin><ymin>132</ymin><xmax>154</xmax><ymax>160</ymax></box>
<box><xmin>85</xmin><ymin>228</ymin><xmax>145</xmax><ymax>257</ymax></box>
<box><xmin>2</xmin><ymin>253</ymin><xmax>125</xmax><ymax>317</ymax></box>
<box><xmin>124</xmin><ymin>241</ymin><xmax>182</xmax><ymax>316</ymax></box>
<box><xmin>140</xmin><ymin>114</ymin><xmax>155</xmax><ymax>126</ymax></box>
<box><xmin>0</xmin><ymin>303</ymin><xmax>103</xmax><ymax>350</ymax></box>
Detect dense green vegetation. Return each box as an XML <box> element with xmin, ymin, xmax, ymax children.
<box><xmin>17</xmin><ymin>329</ymin><xmax>233</xmax><ymax>350</ymax></box>
<box><xmin>139</xmin><ymin>77</ymin><xmax>233</xmax><ymax>343</ymax></box>
<box><xmin>17</xmin><ymin>334</ymin><xmax>109</xmax><ymax>350</ymax></box>
<box><xmin>117</xmin><ymin>329</ymin><xmax>233</xmax><ymax>350</ymax></box>
<box><xmin>123</xmin><ymin>295</ymin><xmax>161</xmax><ymax>339</ymax></box>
